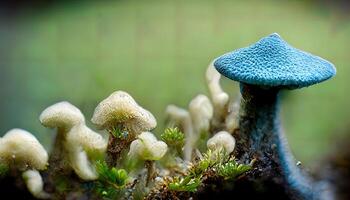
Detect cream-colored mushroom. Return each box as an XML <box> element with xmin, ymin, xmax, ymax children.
<box><xmin>0</xmin><ymin>129</ymin><xmax>48</xmax><ymax>171</ymax></box>
<box><xmin>91</xmin><ymin>91</ymin><xmax>157</xmax><ymax>166</ymax></box>
<box><xmin>40</xmin><ymin>101</ymin><xmax>85</xmax><ymax>130</ymax></box>
<box><xmin>206</xmin><ymin>61</ymin><xmax>230</xmax><ymax>127</ymax></box>
<box><xmin>22</xmin><ymin>170</ymin><xmax>50</xmax><ymax>199</ymax></box>
<box><xmin>0</xmin><ymin>129</ymin><xmax>49</xmax><ymax>199</ymax></box>
<box><xmin>91</xmin><ymin>91</ymin><xmax>156</xmax><ymax>133</ymax></box>
<box><xmin>128</xmin><ymin>132</ymin><xmax>168</xmax><ymax>161</ymax></box>
<box><xmin>64</xmin><ymin>124</ymin><xmax>107</xmax><ymax>180</ymax></box>
<box><xmin>40</xmin><ymin>102</ymin><xmax>107</xmax><ymax>180</ymax></box>
<box><xmin>225</xmin><ymin>99</ymin><xmax>240</xmax><ymax>133</ymax></box>
<box><xmin>128</xmin><ymin>132</ymin><xmax>167</xmax><ymax>185</ymax></box>
<box><xmin>188</xmin><ymin>94</ymin><xmax>213</xmax><ymax>135</ymax></box>
<box><xmin>207</xmin><ymin>131</ymin><xmax>236</xmax><ymax>154</ymax></box>
<box><xmin>165</xmin><ymin>105</ymin><xmax>193</xmax><ymax>161</ymax></box>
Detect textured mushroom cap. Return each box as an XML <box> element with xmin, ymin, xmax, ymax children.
<box><xmin>39</xmin><ymin>101</ymin><xmax>85</xmax><ymax>129</ymax></box>
<box><xmin>91</xmin><ymin>91</ymin><xmax>157</xmax><ymax>132</ymax></box>
<box><xmin>0</xmin><ymin>129</ymin><xmax>48</xmax><ymax>170</ymax></box>
<box><xmin>214</xmin><ymin>33</ymin><xmax>336</xmax><ymax>89</ymax></box>
<box><xmin>207</xmin><ymin>131</ymin><xmax>235</xmax><ymax>154</ymax></box>
<box><xmin>128</xmin><ymin>132</ymin><xmax>168</xmax><ymax>161</ymax></box>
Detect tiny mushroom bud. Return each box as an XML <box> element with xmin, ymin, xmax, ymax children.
<box><xmin>40</xmin><ymin>101</ymin><xmax>107</xmax><ymax>180</ymax></box>
<box><xmin>22</xmin><ymin>170</ymin><xmax>50</xmax><ymax>199</ymax></box>
<box><xmin>128</xmin><ymin>132</ymin><xmax>167</xmax><ymax>185</ymax></box>
<box><xmin>91</xmin><ymin>91</ymin><xmax>157</xmax><ymax>166</ymax></box>
<box><xmin>128</xmin><ymin>132</ymin><xmax>168</xmax><ymax>161</ymax></box>
<box><xmin>207</xmin><ymin>131</ymin><xmax>235</xmax><ymax>154</ymax></box>
<box><xmin>214</xmin><ymin>33</ymin><xmax>336</xmax><ymax>199</ymax></box>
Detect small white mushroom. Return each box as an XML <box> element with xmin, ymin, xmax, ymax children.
<box><xmin>91</xmin><ymin>91</ymin><xmax>156</xmax><ymax>133</ymax></box>
<box><xmin>165</xmin><ymin>105</ymin><xmax>193</xmax><ymax>161</ymax></box>
<box><xmin>188</xmin><ymin>94</ymin><xmax>213</xmax><ymax>134</ymax></box>
<box><xmin>91</xmin><ymin>91</ymin><xmax>157</xmax><ymax>166</ymax></box>
<box><xmin>40</xmin><ymin>101</ymin><xmax>85</xmax><ymax>130</ymax></box>
<box><xmin>65</xmin><ymin>124</ymin><xmax>107</xmax><ymax>180</ymax></box>
<box><xmin>225</xmin><ymin>99</ymin><xmax>240</xmax><ymax>133</ymax></box>
<box><xmin>0</xmin><ymin>129</ymin><xmax>48</xmax><ymax>171</ymax></box>
<box><xmin>128</xmin><ymin>132</ymin><xmax>167</xmax><ymax>185</ymax></box>
<box><xmin>22</xmin><ymin>170</ymin><xmax>50</xmax><ymax>199</ymax></box>
<box><xmin>206</xmin><ymin>61</ymin><xmax>230</xmax><ymax>127</ymax></box>
<box><xmin>207</xmin><ymin>131</ymin><xmax>235</xmax><ymax>154</ymax></box>
<box><xmin>0</xmin><ymin>129</ymin><xmax>49</xmax><ymax>199</ymax></box>
<box><xmin>40</xmin><ymin>102</ymin><xmax>107</xmax><ymax>180</ymax></box>
<box><xmin>128</xmin><ymin>132</ymin><xmax>168</xmax><ymax>161</ymax></box>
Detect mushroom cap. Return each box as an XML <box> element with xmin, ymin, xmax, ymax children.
<box><xmin>214</xmin><ymin>33</ymin><xmax>336</xmax><ymax>89</ymax></box>
<box><xmin>128</xmin><ymin>132</ymin><xmax>168</xmax><ymax>161</ymax></box>
<box><xmin>0</xmin><ymin>129</ymin><xmax>48</xmax><ymax>171</ymax></box>
<box><xmin>39</xmin><ymin>101</ymin><xmax>85</xmax><ymax>129</ymax></box>
<box><xmin>91</xmin><ymin>91</ymin><xmax>157</xmax><ymax>132</ymax></box>
<box><xmin>66</xmin><ymin>124</ymin><xmax>107</xmax><ymax>156</ymax></box>
<box><xmin>207</xmin><ymin>131</ymin><xmax>235</xmax><ymax>154</ymax></box>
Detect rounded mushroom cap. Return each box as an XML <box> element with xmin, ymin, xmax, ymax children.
<box><xmin>39</xmin><ymin>101</ymin><xmax>85</xmax><ymax>129</ymax></box>
<box><xmin>91</xmin><ymin>91</ymin><xmax>157</xmax><ymax>132</ymax></box>
<box><xmin>214</xmin><ymin>33</ymin><xmax>336</xmax><ymax>89</ymax></box>
<box><xmin>0</xmin><ymin>129</ymin><xmax>48</xmax><ymax>171</ymax></box>
<box><xmin>128</xmin><ymin>132</ymin><xmax>168</xmax><ymax>161</ymax></box>
<box><xmin>207</xmin><ymin>131</ymin><xmax>235</xmax><ymax>154</ymax></box>
<box><xmin>66</xmin><ymin>124</ymin><xmax>107</xmax><ymax>156</ymax></box>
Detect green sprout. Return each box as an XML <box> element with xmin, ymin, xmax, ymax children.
<box><xmin>168</xmin><ymin>176</ymin><xmax>201</xmax><ymax>192</ymax></box>
<box><xmin>216</xmin><ymin>160</ymin><xmax>251</xmax><ymax>180</ymax></box>
<box><xmin>161</xmin><ymin>127</ymin><xmax>185</xmax><ymax>147</ymax></box>
<box><xmin>161</xmin><ymin>127</ymin><xmax>185</xmax><ymax>154</ymax></box>
<box><xmin>94</xmin><ymin>160</ymin><xmax>129</xmax><ymax>199</ymax></box>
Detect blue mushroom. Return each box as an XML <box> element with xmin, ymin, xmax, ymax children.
<box><xmin>214</xmin><ymin>33</ymin><xmax>336</xmax><ymax>200</ymax></box>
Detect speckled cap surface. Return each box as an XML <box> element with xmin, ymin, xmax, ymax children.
<box><xmin>214</xmin><ymin>33</ymin><xmax>336</xmax><ymax>89</ymax></box>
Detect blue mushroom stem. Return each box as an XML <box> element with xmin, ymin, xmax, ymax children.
<box><xmin>239</xmin><ymin>83</ymin><xmax>315</xmax><ymax>200</ymax></box>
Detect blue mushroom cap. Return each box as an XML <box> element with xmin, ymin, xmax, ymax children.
<box><xmin>214</xmin><ymin>33</ymin><xmax>336</xmax><ymax>89</ymax></box>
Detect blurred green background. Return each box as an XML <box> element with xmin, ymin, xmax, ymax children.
<box><xmin>0</xmin><ymin>0</ymin><xmax>349</xmax><ymax>168</ymax></box>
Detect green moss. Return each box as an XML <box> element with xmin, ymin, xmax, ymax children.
<box><xmin>94</xmin><ymin>160</ymin><xmax>129</xmax><ymax>199</ymax></box>
<box><xmin>0</xmin><ymin>163</ymin><xmax>9</xmax><ymax>178</ymax></box>
<box><xmin>161</xmin><ymin>128</ymin><xmax>185</xmax><ymax>147</ymax></box>
<box><xmin>216</xmin><ymin>160</ymin><xmax>251</xmax><ymax>180</ymax></box>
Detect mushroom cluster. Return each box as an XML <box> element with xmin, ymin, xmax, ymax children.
<box><xmin>40</xmin><ymin>101</ymin><xmax>107</xmax><ymax>180</ymax></box>
<box><xmin>0</xmin><ymin>32</ymin><xmax>337</xmax><ymax>200</ymax></box>
<box><xmin>166</xmin><ymin>63</ymin><xmax>238</xmax><ymax>162</ymax></box>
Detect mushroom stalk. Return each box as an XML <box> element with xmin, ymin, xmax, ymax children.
<box><xmin>106</xmin><ymin>128</ymin><xmax>134</xmax><ymax>167</ymax></box>
<box><xmin>239</xmin><ymin>83</ymin><xmax>314</xmax><ymax>200</ymax></box>
<box><xmin>145</xmin><ymin>160</ymin><xmax>156</xmax><ymax>186</ymax></box>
